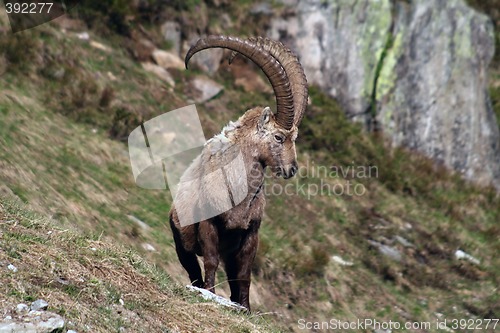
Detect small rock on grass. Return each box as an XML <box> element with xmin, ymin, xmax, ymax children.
<box><xmin>15</xmin><ymin>304</ymin><xmax>29</xmax><ymax>314</ymax></box>
<box><xmin>31</xmin><ymin>299</ymin><xmax>49</xmax><ymax>311</ymax></box>
<box><xmin>0</xmin><ymin>309</ymin><xmax>64</xmax><ymax>333</ymax></box>
<box><xmin>189</xmin><ymin>76</ymin><xmax>223</xmax><ymax>103</ymax></box>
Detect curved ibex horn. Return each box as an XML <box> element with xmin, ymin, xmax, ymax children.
<box><xmin>229</xmin><ymin>37</ymin><xmax>308</xmax><ymax>127</ymax></box>
<box><xmin>185</xmin><ymin>35</ymin><xmax>295</xmax><ymax>130</ymax></box>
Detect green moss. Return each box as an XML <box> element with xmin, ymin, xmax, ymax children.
<box><xmin>453</xmin><ymin>14</ymin><xmax>474</xmax><ymax>59</ymax></box>
<box><xmin>1</xmin><ymin>6</ymin><xmax>500</xmax><ymax>329</ymax></box>
<box><xmin>376</xmin><ymin>31</ymin><xmax>403</xmax><ymax>100</ymax></box>
<box><xmin>358</xmin><ymin>0</ymin><xmax>393</xmax><ymax>99</ymax></box>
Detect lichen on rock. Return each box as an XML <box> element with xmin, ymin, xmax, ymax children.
<box><xmin>269</xmin><ymin>0</ymin><xmax>393</xmax><ymax>122</ymax></box>
<box><xmin>376</xmin><ymin>0</ymin><xmax>500</xmax><ymax>189</ymax></box>
<box><xmin>269</xmin><ymin>0</ymin><xmax>500</xmax><ymax>189</ymax></box>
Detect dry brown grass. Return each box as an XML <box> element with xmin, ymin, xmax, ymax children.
<box><xmin>0</xmin><ymin>199</ymin><xmax>280</xmax><ymax>332</ymax></box>
<box><xmin>1</xmin><ymin>6</ymin><xmax>500</xmax><ymax>332</ymax></box>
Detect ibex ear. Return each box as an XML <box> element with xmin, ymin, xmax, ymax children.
<box><xmin>257</xmin><ymin>107</ymin><xmax>272</xmax><ymax>131</ymax></box>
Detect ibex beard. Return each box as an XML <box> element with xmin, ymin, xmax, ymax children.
<box><xmin>169</xmin><ymin>35</ymin><xmax>308</xmax><ymax>311</ymax></box>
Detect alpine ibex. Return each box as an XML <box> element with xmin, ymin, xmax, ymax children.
<box><xmin>169</xmin><ymin>35</ymin><xmax>308</xmax><ymax>311</ymax></box>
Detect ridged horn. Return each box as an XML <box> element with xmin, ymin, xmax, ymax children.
<box><xmin>229</xmin><ymin>37</ymin><xmax>308</xmax><ymax>127</ymax></box>
<box><xmin>185</xmin><ymin>35</ymin><xmax>295</xmax><ymax>130</ymax></box>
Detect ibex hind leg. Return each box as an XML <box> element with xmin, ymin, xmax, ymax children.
<box><xmin>169</xmin><ymin>215</ymin><xmax>204</xmax><ymax>288</ymax></box>
<box><xmin>198</xmin><ymin>220</ymin><xmax>220</xmax><ymax>294</ymax></box>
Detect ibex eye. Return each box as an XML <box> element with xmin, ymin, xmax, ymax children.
<box><xmin>274</xmin><ymin>135</ymin><xmax>284</xmax><ymax>143</ymax></box>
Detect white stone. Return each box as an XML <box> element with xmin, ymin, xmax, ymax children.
<box><xmin>186</xmin><ymin>285</ymin><xmax>246</xmax><ymax>311</ymax></box>
<box><xmin>161</xmin><ymin>21</ymin><xmax>181</xmax><ymax>55</ymax></box>
<box><xmin>190</xmin><ymin>76</ymin><xmax>223</xmax><ymax>103</ymax></box>
<box><xmin>127</xmin><ymin>215</ymin><xmax>150</xmax><ymax>230</ymax></box>
<box><xmin>89</xmin><ymin>41</ymin><xmax>111</xmax><ymax>52</ymax></box>
<box><xmin>152</xmin><ymin>49</ymin><xmax>185</xmax><ymax>70</ymax></box>
<box><xmin>141</xmin><ymin>62</ymin><xmax>175</xmax><ymax>87</ymax></box>
<box><xmin>76</xmin><ymin>32</ymin><xmax>89</xmax><ymax>40</ymax></box>
<box><xmin>16</xmin><ymin>304</ymin><xmax>29</xmax><ymax>314</ymax></box>
<box><xmin>31</xmin><ymin>299</ymin><xmax>48</xmax><ymax>311</ymax></box>
<box><xmin>455</xmin><ymin>250</ymin><xmax>480</xmax><ymax>265</ymax></box>
<box><xmin>142</xmin><ymin>243</ymin><xmax>156</xmax><ymax>252</ymax></box>
<box><xmin>331</xmin><ymin>255</ymin><xmax>354</xmax><ymax>266</ymax></box>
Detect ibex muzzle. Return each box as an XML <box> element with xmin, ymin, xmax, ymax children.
<box><xmin>283</xmin><ymin>161</ymin><xmax>299</xmax><ymax>179</ymax></box>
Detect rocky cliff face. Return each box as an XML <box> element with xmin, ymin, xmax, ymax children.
<box><xmin>376</xmin><ymin>0</ymin><xmax>500</xmax><ymax>189</ymax></box>
<box><xmin>270</xmin><ymin>0</ymin><xmax>500</xmax><ymax>189</ymax></box>
<box><xmin>270</xmin><ymin>0</ymin><xmax>393</xmax><ymax>123</ymax></box>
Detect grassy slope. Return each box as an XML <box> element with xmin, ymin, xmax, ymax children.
<box><xmin>0</xmin><ymin>200</ymin><xmax>279</xmax><ymax>333</ymax></box>
<box><xmin>1</xmin><ymin>6</ymin><xmax>500</xmax><ymax>333</ymax></box>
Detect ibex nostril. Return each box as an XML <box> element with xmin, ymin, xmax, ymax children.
<box><xmin>291</xmin><ymin>161</ymin><xmax>298</xmax><ymax>176</ymax></box>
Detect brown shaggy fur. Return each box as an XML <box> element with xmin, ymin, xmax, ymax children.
<box><xmin>169</xmin><ymin>106</ymin><xmax>298</xmax><ymax>310</ymax></box>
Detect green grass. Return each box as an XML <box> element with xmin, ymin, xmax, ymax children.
<box><xmin>0</xmin><ymin>199</ymin><xmax>280</xmax><ymax>333</ymax></box>
<box><xmin>1</xmin><ymin>6</ymin><xmax>500</xmax><ymax>331</ymax></box>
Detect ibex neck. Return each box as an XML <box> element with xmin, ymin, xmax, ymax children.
<box><xmin>204</xmin><ymin>117</ymin><xmax>266</xmax><ymax>180</ymax></box>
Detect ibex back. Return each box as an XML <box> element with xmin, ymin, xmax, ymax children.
<box><xmin>169</xmin><ymin>35</ymin><xmax>308</xmax><ymax>311</ymax></box>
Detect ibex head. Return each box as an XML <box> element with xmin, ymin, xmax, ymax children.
<box><xmin>247</xmin><ymin>105</ymin><xmax>297</xmax><ymax>179</ymax></box>
<box><xmin>185</xmin><ymin>36</ymin><xmax>308</xmax><ymax>179</ymax></box>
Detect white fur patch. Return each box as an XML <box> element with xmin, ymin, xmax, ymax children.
<box><xmin>205</xmin><ymin>120</ymin><xmax>241</xmax><ymax>155</ymax></box>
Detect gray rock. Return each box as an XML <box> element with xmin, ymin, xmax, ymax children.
<box><xmin>376</xmin><ymin>0</ymin><xmax>500</xmax><ymax>190</ymax></box>
<box><xmin>250</xmin><ymin>3</ymin><xmax>273</xmax><ymax>15</ymax></box>
<box><xmin>141</xmin><ymin>63</ymin><xmax>175</xmax><ymax>87</ymax></box>
<box><xmin>185</xmin><ymin>36</ymin><xmax>223</xmax><ymax>75</ymax></box>
<box><xmin>220</xmin><ymin>13</ymin><xmax>233</xmax><ymax>30</ymax></box>
<box><xmin>368</xmin><ymin>240</ymin><xmax>403</xmax><ymax>262</ymax></box>
<box><xmin>15</xmin><ymin>304</ymin><xmax>29</xmax><ymax>314</ymax></box>
<box><xmin>186</xmin><ymin>285</ymin><xmax>246</xmax><ymax>311</ymax></box>
<box><xmin>161</xmin><ymin>21</ymin><xmax>181</xmax><ymax>56</ymax></box>
<box><xmin>126</xmin><ymin>215</ymin><xmax>150</xmax><ymax>230</ymax></box>
<box><xmin>7</xmin><ymin>264</ymin><xmax>17</xmax><ymax>272</ymax></box>
<box><xmin>152</xmin><ymin>49</ymin><xmax>185</xmax><ymax>70</ymax></box>
<box><xmin>189</xmin><ymin>76</ymin><xmax>223</xmax><ymax>103</ymax></box>
<box><xmin>141</xmin><ymin>243</ymin><xmax>156</xmax><ymax>252</ymax></box>
<box><xmin>269</xmin><ymin>0</ymin><xmax>500</xmax><ymax>190</ymax></box>
<box><xmin>30</xmin><ymin>299</ymin><xmax>49</xmax><ymax>311</ymax></box>
<box><xmin>0</xmin><ymin>311</ymin><xmax>64</xmax><ymax>333</ymax></box>
<box><xmin>269</xmin><ymin>0</ymin><xmax>392</xmax><ymax>122</ymax></box>
<box><xmin>395</xmin><ymin>236</ymin><xmax>414</xmax><ymax>248</ymax></box>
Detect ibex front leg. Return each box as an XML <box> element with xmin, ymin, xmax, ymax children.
<box><xmin>199</xmin><ymin>220</ymin><xmax>219</xmax><ymax>293</ymax></box>
<box><xmin>231</xmin><ymin>226</ymin><xmax>259</xmax><ymax>311</ymax></box>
